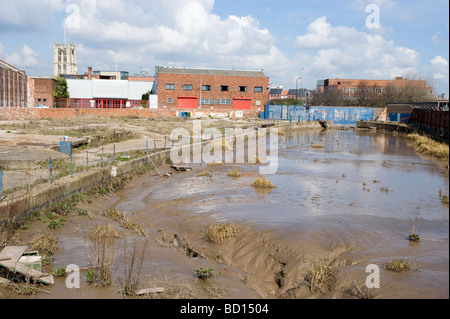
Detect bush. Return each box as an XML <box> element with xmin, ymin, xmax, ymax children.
<box><xmin>251</xmin><ymin>177</ymin><xmax>275</xmax><ymax>189</ymax></box>
<box><xmin>205</xmin><ymin>224</ymin><xmax>238</xmax><ymax>244</ymax></box>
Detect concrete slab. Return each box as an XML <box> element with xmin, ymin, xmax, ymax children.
<box><xmin>0</xmin><ymin>146</ymin><xmax>68</xmax><ymax>170</ymax></box>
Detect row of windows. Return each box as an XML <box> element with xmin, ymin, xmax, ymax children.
<box><xmin>166</xmin><ymin>84</ymin><xmax>264</xmax><ymax>93</ymax></box>
<box><xmin>342</xmin><ymin>87</ymin><xmax>385</xmax><ymax>94</ymax></box>
<box><xmin>166</xmin><ymin>98</ymin><xmax>233</xmax><ymax>105</ymax></box>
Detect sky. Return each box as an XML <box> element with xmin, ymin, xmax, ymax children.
<box><xmin>0</xmin><ymin>0</ymin><xmax>448</xmax><ymax>95</ymax></box>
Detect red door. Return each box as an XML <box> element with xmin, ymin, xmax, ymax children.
<box><xmin>233</xmin><ymin>98</ymin><xmax>252</xmax><ymax>110</ymax></box>
<box><xmin>178</xmin><ymin>96</ymin><xmax>198</xmax><ymax>109</ymax></box>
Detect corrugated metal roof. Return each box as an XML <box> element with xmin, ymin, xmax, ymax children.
<box><xmin>155</xmin><ymin>66</ymin><xmax>266</xmax><ymax>77</ymax></box>
<box><xmin>0</xmin><ymin>59</ymin><xmax>24</xmax><ymax>73</ymax></box>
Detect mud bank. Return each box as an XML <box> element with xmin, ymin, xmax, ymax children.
<box><xmin>1</xmin><ymin>127</ymin><xmax>448</xmax><ymax>299</ymax></box>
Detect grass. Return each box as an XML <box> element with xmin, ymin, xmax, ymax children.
<box><xmin>197</xmin><ymin>170</ymin><xmax>212</xmax><ymax>177</ymax></box>
<box><xmin>104</xmin><ymin>208</ymin><xmax>147</xmax><ymax>237</ymax></box>
<box><xmin>120</xmin><ymin>238</ymin><xmax>149</xmax><ymax>296</ymax></box>
<box><xmin>380</xmin><ymin>187</ymin><xmax>390</xmax><ymax>194</ymax></box>
<box><xmin>251</xmin><ymin>176</ymin><xmax>275</xmax><ymax>189</ymax></box>
<box><xmin>205</xmin><ymin>224</ymin><xmax>238</xmax><ymax>244</ymax></box>
<box><xmin>227</xmin><ymin>169</ymin><xmax>241</xmax><ymax>178</ymax></box>
<box><xmin>439</xmin><ymin>189</ymin><xmax>449</xmax><ymax>204</ymax></box>
<box><xmin>88</xmin><ymin>224</ymin><xmax>120</xmax><ymax>287</ymax></box>
<box><xmin>311</xmin><ymin>144</ymin><xmax>325</xmax><ymax>149</ymax></box>
<box><xmin>29</xmin><ymin>233</ymin><xmax>58</xmax><ymax>266</ymax></box>
<box><xmin>383</xmin><ymin>259</ymin><xmax>413</xmax><ymax>272</ymax></box>
<box><xmin>407</xmin><ymin>133</ymin><xmax>449</xmax><ymax>160</ymax></box>
<box><xmin>306</xmin><ymin>260</ymin><xmax>337</xmax><ymax>294</ymax></box>
<box><xmin>207</xmin><ymin>161</ymin><xmax>223</xmax><ymax>167</ymax></box>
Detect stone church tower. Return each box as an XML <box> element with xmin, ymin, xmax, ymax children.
<box><xmin>53</xmin><ymin>42</ymin><xmax>78</xmax><ymax>77</ymax></box>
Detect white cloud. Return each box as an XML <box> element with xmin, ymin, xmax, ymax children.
<box><xmin>0</xmin><ymin>44</ymin><xmax>39</xmax><ymax>68</ymax></box>
<box><xmin>429</xmin><ymin>56</ymin><xmax>449</xmax><ymax>84</ymax></box>
<box><xmin>294</xmin><ymin>16</ymin><xmax>422</xmax><ymax>84</ymax></box>
<box><xmin>0</xmin><ymin>0</ymin><xmax>65</xmax><ymax>31</ymax></box>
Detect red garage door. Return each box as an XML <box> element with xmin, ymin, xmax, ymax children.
<box><xmin>178</xmin><ymin>96</ymin><xmax>198</xmax><ymax>109</ymax></box>
<box><xmin>233</xmin><ymin>98</ymin><xmax>252</xmax><ymax>110</ymax></box>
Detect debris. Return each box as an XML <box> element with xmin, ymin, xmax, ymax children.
<box><xmin>171</xmin><ymin>165</ymin><xmax>192</xmax><ymax>172</ymax></box>
<box><xmin>136</xmin><ymin>287</ymin><xmax>165</xmax><ymax>295</ymax></box>
<box><xmin>0</xmin><ymin>246</ymin><xmax>54</xmax><ymax>285</ymax></box>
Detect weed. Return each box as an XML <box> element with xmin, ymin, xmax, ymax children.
<box><xmin>88</xmin><ymin>224</ymin><xmax>119</xmax><ymax>286</ymax></box>
<box><xmin>85</xmin><ymin>267</ymin><xmax>98</xmax><ymax>284</ymax></box>
<box><xmin>205</xmin><ymin>224</ymin><xmax>238</xmax><ymax>244</ymax></box>
<box><xmin>104</xmin><ymin>208</ymin><xmax>147</xmax><ymax>236</ymax></box>
<box><xmin>439</xmin><ymin>189</ymin><xmax>449</xmax><ymax>204</ymax></box>
<box><xmin>46</xmin><ymin>217</ymin><xmax>67</xmax><ymax>229</ymax></box>
<box><xmin>407</xmin><ymin>133</ymin><xmax>449</xmax><ymax>160</ymax></box>
<box><xmin>306</xmin><ymin>260</ymin><xmax>337</xmax><ymax>294</ymax></box>
<box><xmin>197</xmin><ymin>171</ymin><xmax>212</xmax><ymax>177</ymax></box>
<box><xmin>380</xmin><ymin>187</ymin><xmax>390</xmax><ymax>194</ymax></box>
<box><xmin>409</xmin><ymin>207</ymin><xmax>422</xmax><ymax>242</ymax></box>
<box><xmin>120</xmin><ymin>238</ymin><xmax>149</xmax><ymax>296</ymax></box>
<box><xmin>251</xmin><ymin>176</ymin><xmax>275</xmax><ymax>189</ymax></box>
<box><xmin>195</xmin><ymin>267</ymin><xmax>215</xmax><ymax>279</ymax></box>
<box><xmin>311</xmin><ymin>144</ymin><xmax>325</xmax><ymax>149</ymax></box>
<box><xmin>383</xmin><ymin>259</ymin><xmax>413</xmax><ymax>272</ymax></box>
<box><xmin>207</xmin><ymin>162</ymin><xmax>223</xmax><ymax>167</ymax></box>
<box><xmin>52</xmin><ymin>267</ymin><xmax>68</xmax><ymax>277</ymax></box>
<box><xmin>29</xmin><ymin>233</ymin><xmax>58</xmax><ymax>266</ymax></box>
<box><xmin>227</xmin><ymin>169</ymin><xmax>241</xmax><ymax>178</ymax></box>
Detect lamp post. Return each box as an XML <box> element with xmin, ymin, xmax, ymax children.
<box><xmin>385</xmin><ymin>66</ymin><xmax>393</xmax><ymax>81</ymax></box>
<box><xmin>296</xmin><ymin>77</ymin><xmax>302</xmax><ymax>105</ymax></box>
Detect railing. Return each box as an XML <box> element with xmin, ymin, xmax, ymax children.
<box><xmin>52</xmin><ymin>98</ymin><xmax>150</xmax><ymax>109</ymax></box>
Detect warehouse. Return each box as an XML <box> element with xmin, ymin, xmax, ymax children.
<box><xmin>0</xmin><ymin>59</ymin><xmax>28</xmax><ymax>108</ymax></box>
<box><xmin>155</xmin><ymin>66</ymin><xmax>269</xmax><ymax>110</ymax></box>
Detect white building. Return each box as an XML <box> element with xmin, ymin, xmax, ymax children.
<box><xmin>66</xmin><ymin>79</ymin><xmax>157</xmax><ymax>108</ymax></box>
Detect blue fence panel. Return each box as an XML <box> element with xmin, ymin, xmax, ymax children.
<box><xmin>310</xmin><ymin>107</ymin><xmax>374</xmax><ymax>126</ymax></box>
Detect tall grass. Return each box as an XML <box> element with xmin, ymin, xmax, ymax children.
<box><xmin>88</xmin><ymin>224</ymin><xmax>120</xmax><ymax>286</ymax></box>
<box><xmin>205</xmin><ymin>224</ymin><xmax>238</xmax><ymax>244</ymax></box>
<box><xmin>121</xmin><ymin>238</ymin><xmax>149</xmax><ymax>296</ymax></box>
<box><xmin>251</xmin><ymin>176</ymin><xmax>275</xmax><ymax>189</ymax></box>
<box><xmin>407</xmin><ymin>133</ymin><xmax>449</xmax><ymax>160</ymax></box>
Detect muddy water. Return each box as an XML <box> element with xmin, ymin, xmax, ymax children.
<box><xmin>3</xmin><ymin>128</ymin><xmax>448</xmax><ymax>299</ymax></box>
<box><xmin>113</xmin><ymin>128</ymin><xmax>448</xmax><ymax>299</ymax></box>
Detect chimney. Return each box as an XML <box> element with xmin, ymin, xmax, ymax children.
<box><xmin>88</xmin><ymin>67</ymin><xmax>92</xmax><ymax>79</ymax></box>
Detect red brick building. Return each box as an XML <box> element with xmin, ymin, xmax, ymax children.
<box><xmin>28</xmin><ymin>77</ymin><xmax>56</xmax><ymax>107</ymax></box>
<box><xmin>155</xmin><ymin>66</ymin><xmax>269</xmax><ymax>110</ymax></box>
<box><xmin>0</xmin><ymin>59</ymin><xmax>28</xmax><ymax>107</ymax></box>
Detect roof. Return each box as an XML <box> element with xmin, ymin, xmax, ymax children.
<box><xmin>269</xmin><ymin>88</ymin><xmax>283</xmax><ymax>95</ymax></box>
<box><xmin>155</xmin><ymin>66</ymin><xmax>266</xmax><ymax>77</ymax></box>
<box><xmin>0</xmin><ymin>59</ymin><xmax>25</xmax><ymax>74</ymax></box>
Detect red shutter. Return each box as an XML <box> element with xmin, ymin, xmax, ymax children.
<box><xmin>233</xmin><ymin>98</ymin><xmax>252</xmax><ymax>110</ymax></box>
<box><xmin>178</xmin><ymin>96</ymin><xmax>198</xmax><ymax>109</ymax></box>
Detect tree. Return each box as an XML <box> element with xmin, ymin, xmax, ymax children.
<box><xmin>52</xmin><ymin>77</ymin><xmax>70</xmax><ymax>99</ymax></box>
<box><xmin>52</xmin><ymin>77</ymin><xmax>70</xmax><ymax>108</ymax></box>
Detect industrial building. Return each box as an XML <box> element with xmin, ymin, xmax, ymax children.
<box><xmin>0</xmin><ymin>59</ymin><xmax>28</xmax><ymax>108</ymax></box>
<box><xmin>155</xmin><ymin>66</ymin><xmax>270</xmax><ymax>110</ymax></box>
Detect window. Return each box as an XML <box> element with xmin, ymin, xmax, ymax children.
<box><xmin>201</xmin><ymin>99</ymin><xmax>214</xmax><ymax>105</ymax></box>
<box><xmin>37</xmin><ymin>98</ymin><xmax>42</xmax><ymax>102</ymax></box>
<box><xmin>216</xmin><ymin>99</ymin><xmax>231</xmax><ymax>105</ymax></box>
<box><xmin>238</xmin><ymin>86</ymin><xmax>247</xmax><ymax>92</ymax></box>
<box><xmin>166</xmin><ymin>84</ymin><xmax>175</xmax><ymax>90</ymax></box>
<box><xmin>167</xmin><ymin>98</ymin><xmax>173</xmax><ymax>103</ymax></box>
<box><xmin>43</xmin><ymin>99</ymin><xmax>47</xmax><ymax>102</ymax></box>
<box><xmin>183</xmin><ymin>84</ymin><xmax>193</xmax><ymax>91</ymax></box>
<box><xmin>254</xmin><ymin>87</ymin><xmax>263</xmax><ymax>93</ymax></box>
<box><xmin>220</xmin><ymin>85</ymin><xmax>229</xmax><ymax>92</ymax></box>
<box><xmin>256</xmin><ymin>100</ymin><xmax>261</xmax><ymax>106</ymax></box>
<box><xmin>202</xmin><ymin>85</ymin><xmax>211</xmax><ymax>91</ymax></box>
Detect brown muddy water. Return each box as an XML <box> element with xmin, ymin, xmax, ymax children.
<box><xmin>3</xmin><ymin>128</ymin><xmax>449</xmax><ymax>299</ymax></box>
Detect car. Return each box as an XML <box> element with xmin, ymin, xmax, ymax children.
<box><xmin>35</xmin><ymin>104</ymin><xmax>50</xmax><ymax>108</ymax></box>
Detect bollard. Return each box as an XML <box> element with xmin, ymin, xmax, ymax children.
<box><xmin>154</xmin><ymin>138</ymin><xmax>156</xmax><ymax>151</ymax></box>
<box><xmin>164</xmin><ymin>136</ymin><xmax>167</xmax><ymax>149</ymax></box>
<box><xmin>50</xmin><ymin>158</ymin><xmax>53</xmax><ymax>183</ymax></box>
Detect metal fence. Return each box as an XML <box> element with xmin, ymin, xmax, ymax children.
<box><xmin>410</xmin><ymin>108</ymin><xmax>449</xmax><ymax>139</ymax></box>
<box><xmin>262</xmin><ymin>105</ymin><xmax>375</xmax><ymax>125</ymax></box>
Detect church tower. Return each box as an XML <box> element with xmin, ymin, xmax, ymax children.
<box><xmin>53</xmin><ymin>42</ymin><xmax>78</xmax><ymax>77</ymax></box>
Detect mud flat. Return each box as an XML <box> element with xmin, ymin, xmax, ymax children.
<box><xmin>1</xmin><ymin>127</ymin><xmax>448</xmax><ymax>299</ymax></box>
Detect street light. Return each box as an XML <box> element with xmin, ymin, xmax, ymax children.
<box><xmin>296</xmin><ymin>77</ymin><xmax>302</xmax><ymax>105</ymax></box>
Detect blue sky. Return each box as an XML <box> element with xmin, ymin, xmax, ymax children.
<box><xmin>0</xmin><ymin>0</ymin><xmax>448</xmax><ymax>95</ymax></box>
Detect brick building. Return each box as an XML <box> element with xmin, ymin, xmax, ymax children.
<box><xmin>155</xmin><ymin>66</ymin><xmax>270</xmax><ymax>110</ymax></box>
<box><xmin>28</xmin><ymin>77</ymin><xmax>56</xmax><ymax>107</ymax></box>
<box><xmin>0</xmin><ymin>59</ymin><xmax>28</xmax><ymax>107</ymax></box>
<box><xmin>316</xmin><ymin>77</ymin><xmax>432</xmax><ymax>99</ymax></box>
